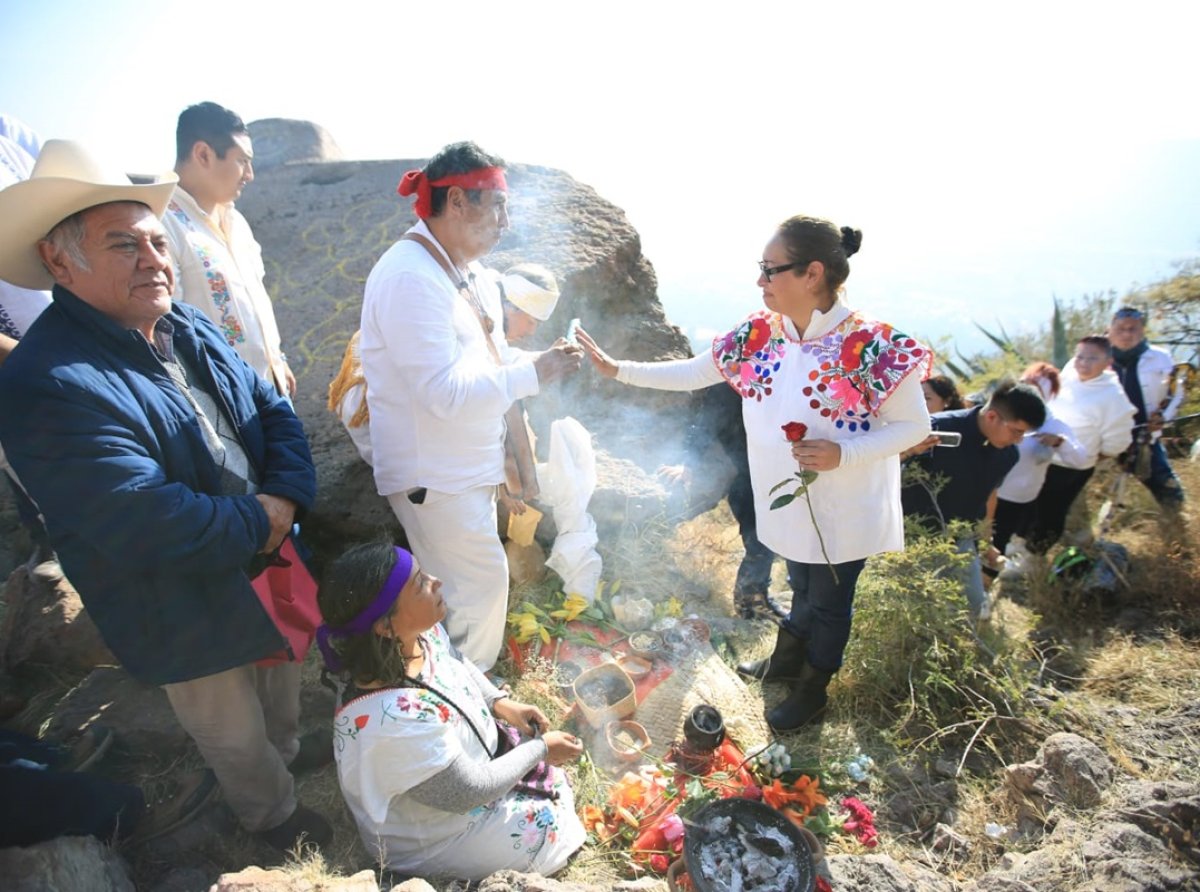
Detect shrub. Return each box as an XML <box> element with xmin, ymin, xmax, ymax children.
<box><xmin>839</xmin><ymin>527</ymin><xmax>1042</xmax><ymax>761</ymax></box>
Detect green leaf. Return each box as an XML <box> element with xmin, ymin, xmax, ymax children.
<box><xmin>799</xmin><ymin>470</ymin><xmax>819</xmax><ymax>485</ymax></box>
<box><xmin>770</xmin><ymin>493</ymin><xmax>797</xmax><ymax>510</ymax></box>
<box><xmin>769</xmin><ymin>478</ymin><xmax>793</xmax><ymax>495</ymax></box>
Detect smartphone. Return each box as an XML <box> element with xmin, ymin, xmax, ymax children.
<box><xmin>565</xmin><ymin>317</ymin><xmax>581</xmax><ymax>345</ymax></box>
<box><xmin>932</xmin><ymin>430</ymin><xmax>962</xmax><ymax>447</ymax></box>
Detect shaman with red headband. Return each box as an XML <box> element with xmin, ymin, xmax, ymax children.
<box><xmin>359</xmin><ymin>141</ymin><xmax>582</xmax><ymax>672</ymax></box>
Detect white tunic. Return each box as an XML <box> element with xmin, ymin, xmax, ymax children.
<box><xmin>360</xmin><ymin>221</ymin><xmax>539</xmax><ymax>497</ymax></box>
<box><xmin>617</xmin><ymin>301</ymin><xmax>931</xmax><ymax>564</ymax></box>
<box><xmin>163</xmin><ymin>188</ymin><xmax>289</xmax><ymax>393</ymax></box>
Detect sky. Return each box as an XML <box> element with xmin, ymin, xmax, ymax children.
<box><xmin>3</xmin><ymin>0</ymin><xmax>1199</xmax><ymax>358</ymax></box>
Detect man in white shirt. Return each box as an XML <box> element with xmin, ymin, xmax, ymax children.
<box><xmin>360</xmin><ymin>141</ymin><xmax>582</xmax><ymax>670</ymax></box>
<box><xmin>163</xmin><ymin>102</ymin><xmax>294</xmax><ymax>397</ymax></box>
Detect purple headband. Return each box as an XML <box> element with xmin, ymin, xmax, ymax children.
<box><xmin>316</xmin><ymin>546</ymin><xmax>414</xmax><ymax>672</ymax></box>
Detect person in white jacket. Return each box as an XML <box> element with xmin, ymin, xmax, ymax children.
<box><xmin>1028</xmin><ymin>336</ymin><xmax>1135</xmax><ymax>552</ymax></box>
<box><xmin>1108</xmin><ymin>306</ymin><xmax>1186</xmax><ymax>508</ymax></box>
<box><xmin>578</xmin><ymin>215</ymin><xmax>932</xmax><ymax>732</ymax></box>
<box><xmin>991</xmin><ymin>362</ymin><xmax>1087</xmax><ymax>556</ymax></box>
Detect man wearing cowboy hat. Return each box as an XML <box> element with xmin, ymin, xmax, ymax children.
<box><xmin>361</xmin><ymin>140</ymin><xmax>581</xmax><ymax>671</ymax></box>
<box><xmin>0</xmin><ymin>141</ymin><xmax>329</xmax><ymax>850</ymax></box>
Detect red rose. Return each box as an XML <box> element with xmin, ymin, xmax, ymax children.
<box><xmin>649</xmin><ymin>853</ymin><xmax>669</xmax><ymax>873</ymax></box>
<box><xmin>782</xmin><ymin>421</ymin><xmax>808</xmax><ymax>442</ymax></box>
<box><xmin>354</xmin><ymin>715</ymin><xmax>369</xmax><ymax>730</ymax></box>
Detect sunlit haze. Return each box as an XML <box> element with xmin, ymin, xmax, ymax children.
<box><xmin>3</xmin><ymin>1</ymin><xmax>1198</xmax><ymax>357</ymax></box>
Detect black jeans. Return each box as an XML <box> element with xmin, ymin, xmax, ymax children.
<box><xmin>783</xmin><ymin>558</ymin><xmax>867</xmax><ymax>673</ymax></box>
<box><xmin>1028</xmin><ymin>465</ymin><xmax>1094</xmax><ymax>553</ymax></box>
<box><xmin>728</xmin><ymin>469</ymin><xmax>776</xmax><ymax>595</ymax></box>
<box><xmin>993</xmin><ymin>497</ymin><xmax>1037</xmax><ymax>555</ymax></box>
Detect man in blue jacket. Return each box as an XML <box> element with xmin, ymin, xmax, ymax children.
<box><xmin>0</xmin><ymin>141</ymin><xmax>328</xmax><ymax>850</ymax></box>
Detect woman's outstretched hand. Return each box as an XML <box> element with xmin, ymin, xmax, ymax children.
<box><xmin>791</xmin><ymin>438</ymin><xmax>842</xmax><ymax>472</ymax></box>
<box><xmin>542</xmin><ymin>730</ymin><xmax>584</xmax><ymax>765</ymax></box>
<box><xmin>574</xmin><ymin>327</ymin><xmax>619</xmax><ymax>379</ymax></box>
<box><xmin>492</xmin><ymin>698</ymin><xmax>548</xmax><ymax>736</ymax></box>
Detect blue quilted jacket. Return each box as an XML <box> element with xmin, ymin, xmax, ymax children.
<box><xmin>0</xmin><ymin>286</ymin><xmax>316</xmax><ymax>684</ymax></box>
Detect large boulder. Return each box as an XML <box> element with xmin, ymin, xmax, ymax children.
<box><xmin>236</xmin><ymin>134</ymin><xmax>698</xmax><ymax>567</ymax></box>
<box><xmin>208</xmin><ymin>866</ymin><xmax>379</xmax><ymax>891</ymax></box>
<box><xmin>45</xmin><ymin>667</ymin><xmax>189</xmax><ymax>755</ymax></box>
<box><xmin>247</xmin><ymin>119</ymin><xmax>344</xmax><ymax>172</ymax></box>
<box><xmin>1005</xmin><ymin>731</ymin><xmax>1114</xmax><ymax>828</ymax></box>
<box><xmin>826</xmin><ymin>853</ymin><xmax>960</xmax><ymax>892</ymax></box>
<box><xmin>0</xmin><ymin>568</ymin><xmax>114</xmax><ymax>672</ymax></box>
<box><xmin>0</xmin><ymin>835</ymin><xmax>135</xmax><ymax>891</ymax></box>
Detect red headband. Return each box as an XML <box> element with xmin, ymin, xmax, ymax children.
<box><xmin>397</xmin><ymin>166</ymin><xmax>507</xmax><ymax>219</ymax></box>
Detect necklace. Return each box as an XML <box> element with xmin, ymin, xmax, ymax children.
<box><xmin>459</xmin><ymin>271</ymin><xmax>495</xmax><ymax>334</ymax></box>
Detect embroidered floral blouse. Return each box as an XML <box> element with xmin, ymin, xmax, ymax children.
<box><xmin>332</xmin><ymin>623</ymin><xmax>584</xmax><ymax>880</ymax></box>
<box><xmin>616</xmin><ymin>300</ymin><xmax>932</xmax><ymax>563</ymax></box>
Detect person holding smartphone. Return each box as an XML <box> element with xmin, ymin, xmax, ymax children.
<box><xmin>577</xmin><ymin>215</ymin><xmax>932</xmax><ymax>732</ymax></box>
<box><xmin>901</xmin><ymin>380</ymin><xmax>1047</xmax><ymax>619</ymax></box>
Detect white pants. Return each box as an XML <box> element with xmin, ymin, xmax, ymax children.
<box><xmin>387</xmin><ymin>485</ymin><xmax>509</xmax><ymax>671</ymax></box>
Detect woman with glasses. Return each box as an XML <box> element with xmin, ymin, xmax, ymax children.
<box><xmin>576</xmin><ymin>215</ymin><xmax>931</xmax><ymax>732</ymax></box>
<box><xmin>1026</xmin><ymin>336</ymin><xmax>1136</xmax><ymax>552</ymax></box>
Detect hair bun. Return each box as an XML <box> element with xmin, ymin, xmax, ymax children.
<box><xmin>840</xmin><ymin>227</ymin><xmax>863</xmax><ymax>258</ymax></box>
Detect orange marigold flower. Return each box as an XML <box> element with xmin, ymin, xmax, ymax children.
<box><xmin>761</xmin><ymin>776</ymin><xmax>828</xmax><ymax>818</ymax></box>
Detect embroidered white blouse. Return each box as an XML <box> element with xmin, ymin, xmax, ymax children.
<box><xmin>616</xmin><ymin>301</ymin><xmax>931</xmax><ymax>564</ymax></box>
<box><xmin>163</xmin><ymin>188</ymin><xmax>289</xmax><ymax>393</ymax></box>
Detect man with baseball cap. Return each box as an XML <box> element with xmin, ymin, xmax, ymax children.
<box><xmin>0</xmin><ymin>141</ymin><xmax>329</xmax><ymax>849</ymax></box>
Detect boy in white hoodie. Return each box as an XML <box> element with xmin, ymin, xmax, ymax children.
<box><xmin>1027</xmin><ymin>336</ymin><xmax>1135</xmax><ymax>552</ymax></box>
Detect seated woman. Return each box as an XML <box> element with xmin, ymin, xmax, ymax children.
<box><xmin>316</xmin><ymin>543</ymin><xmax>586</xmax><ymax>881</ymax></box>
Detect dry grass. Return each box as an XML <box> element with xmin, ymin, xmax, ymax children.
<box><xmin>9</xmin><ymin>456</ymin><xmax>1199</xmax><ymax>889</ymax></box>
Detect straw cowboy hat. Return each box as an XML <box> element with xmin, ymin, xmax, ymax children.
<box><xmin>0</xmin><ymin>139</ymin><xmax>177</xmax><ymax>290</ymax></box>
<box><xmin>499</xmin><ymin>268</ymin><xmax>560</xmax><ymax>322</ymax></box>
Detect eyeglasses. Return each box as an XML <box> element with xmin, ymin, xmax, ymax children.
<box><xmin>1001</xmin><ymin>419</ymin><xmax>1031</xmax><ymax>439</ymax></box>
<box><xmin>1113</xmin><ymin>307</ymin><xmax>1145</xmax><ymax>320</ymax></box>
<box><xmin>758</xmin><ymin>260</ymin><xmax>805</xmax><ymax>282</ymax></box>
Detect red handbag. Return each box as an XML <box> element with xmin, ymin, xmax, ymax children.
<box><xmin>252</xmin><ymin>537</ymin><xmax>321</xmax><ymax>666</ymax></box>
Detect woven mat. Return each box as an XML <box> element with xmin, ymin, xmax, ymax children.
<box><xmin>633</xmin><ymin>640</ymin><xmax>771</xmax><ymax>757</ymax></box>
